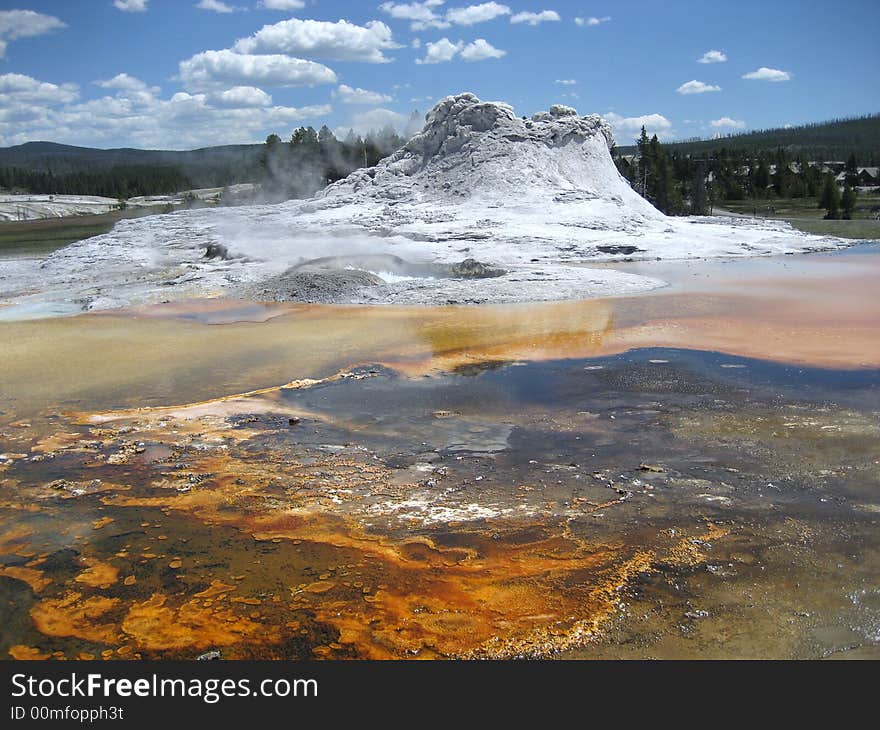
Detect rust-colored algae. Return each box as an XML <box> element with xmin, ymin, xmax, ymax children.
<box><xmin>2</xmin><ymin>398</ymin><xmax>738</xmax><ymax>659</ymax></box>
<box><xmin>31</xmin><ymin>592</ymin><xmax>121</xmax><ymax>644</ymax></box>
<box><xmin>120</xmin><ymin>593</ymin><xmax>274</xmax><ymax>652</ymax></box>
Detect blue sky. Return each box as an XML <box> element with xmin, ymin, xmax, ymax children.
<box><xmin>1</xmin><ymin>0</ymin><xmax>878</xmax><ymax>149</ymax></box>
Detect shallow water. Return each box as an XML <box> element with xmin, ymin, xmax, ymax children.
<box><xmin>1</xmin><ymin>245</ymin><xmax>878</xmax><ymax>659</ymax></box>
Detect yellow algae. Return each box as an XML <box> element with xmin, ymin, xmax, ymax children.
<box><xmin>0</xmin><ymin>565</ymin><xmax>52</xmax><ymax>593</ymax></box>
<box><xmin>9</xmin><ymin>645</ymin><xmax>50</xmax><ymax>660</ymax></box>
<box><xmin>0</xmin><ymin>525</ymin><xmax>33</xmax><ymax>553</ymax></box>
<box><xmin>194</xmin><ymin>581</ymin><xmax>236</xmax><ymax>599</ymax></box>
<box><xmin>74</xmin><ymin>558</ymin><xmax>119</xmax><ymax>589</ymax></box>
<box><xmin>301</xmin><ymin>581</ymin><xmax>335</xmax><ymax>594</ymax></box>
<box><xmin>92</xmin><ymin>516</ymin><xmax>114</xmax><ymax>530</ymax></box>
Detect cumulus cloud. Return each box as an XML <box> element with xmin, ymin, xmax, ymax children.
<box><xmin>460</xmin><ymin>38</ymin><xmax>506</xmax><ymax>61</ymax></box>
<box><xmin>555</xmin><ymin>79</ymin><xmax>577</xmax><ymax>85</ymax></box>
<box><xmin>113</xmin><ymin>0</ymin><xmax>148</xmax><ymax>11</ymax></box>
<box><xmin>333</xmin><ymin>84</ymin><xmax>393</xmax><ymax>105</ymax></box>
<box><xmin>335</xmin><ymin>108</ymin><xmax>416</xmax><ymax>139</ymax></box>
<box><xmin>575</xmin><ymin>16</ymin><xmax>610</xmax><ymax>26</ymax></box>
<box><xmin>0</xmin><ymin>73</ymin><xmax>79</xmax><ymax>105</ymax></box>
<box><xmin>446</xmin><ymin>2</ymin><xmax>511</xmax><ymax>26</ymax></box>
<box><xmin>0</xmin><ymin>9</ymin><xmax>66</xmax><ymax>57</ymax></box>
<box><xmin>379</xmin><ymin>1</ymin><xmax>448</xmax><ymax>30</ymax></box>
<box><xmin>710</xmin><ymin>116</ymin><xmax>746</xmax><ymax>129</ymax></box>
<box><xmin>258</xmin><ymin>0</ymin><xmax>305</xmax><ymax>9</ymax></box>
<box><xmin>510</xmin><ymin>10</ymin><xmax>560</xmax><ymax>26</ymax></box>
<box><xmin>604</xmin><ymin>111</ymin><xmax>673</xmax><ymax>141</ymax></box>
<box><xmin>676</xmin><ymin>80</ymin><xmax>721</xmax><ymax>95</ymax></box>
<box><xmin>196</xmin><ymin>0</ymin><xmax>241</xmax><ymax>12</ymax></box>
<box><xmin>698</xmin><ymin>49</ymin><xmax>726</xmax><ymax>64</ymax></box>
<box><xmin>234</xmin><ymin>18</ymin><xmax>400</xmax><ymax>63</ymax></box>
<box><xmin>179</xmin><ymin>49</ymin><xmax>337</xmax><ymax>91</ymax></box>
<box><xmin>742</xmin><ymin>66</ymin><xmax>791</xmax><ymax>82</ymax></box>
<box><xmin>380</xmin><ymin>1</ymin><xmax>513</xmax><ymax>30</ymax></box>
<box><xmin>416</xmin><ymin>37</ymin><xmax>462</xmax><ymax>64</ymax></box>
<box><xmin>210</xmin><ymin>86</ymin><xmax>272</xmax><ymax>107</ymax></box>
<box><xmin>415</xmin><ymin>36</ymin><xmax>504</xmax><ymax>63</ymax></box>
<box><xmin>95</xmin><ymin>73</ymin><xmax>161</xmax><ymax>95</ymax></box>
<box><xmin>0</xmin><ymin>73</ymin><xmax>331</xmax><ymax>149</ymax></box>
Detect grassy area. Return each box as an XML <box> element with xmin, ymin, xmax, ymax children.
<box><xmin>785</xmin><ymin>218</ymin><xmax>880</xmax><ymax>239</ymax></box>
<box><xmin>0</xmin><ymin>208</ymin><xmax>161</xmax><ymax>257</ymax></box>
<box><xmin>721</xmin><ymin>193</ymin><xmax>880</xmax><ymax>220</ymax></box>
<box><xmin>719</xmin><ymin>194</ymin><xmax>880</xmax><ymax>240</ymax></box>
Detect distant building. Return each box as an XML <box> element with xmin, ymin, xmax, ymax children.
<box><xmin>857</xmin><ymin>167</ymin><xmax>879</xmax><ymax>186</ymax></box>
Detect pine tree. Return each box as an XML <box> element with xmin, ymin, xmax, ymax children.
<box><xmin>820</xmin><ymin>174</ymin><xmax>841</xmax><ymax>219</ymax></box>
<box><xmin>840</xmin><ymin>184</ymin><xmax>857</xmax><ymax>219</ymax></box>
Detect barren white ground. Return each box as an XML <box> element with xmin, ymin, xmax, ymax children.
<box><xmin>0</xmin><ymin>94</ymin><xmax>844</xmax><ymax>320</ymax></box>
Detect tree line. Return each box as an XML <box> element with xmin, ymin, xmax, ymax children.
<box><xmin>0</xmin><ymin>120</ymin><xmax>415</xmax><ymax>201</ymax></box>
<box><xmin>620</xmin><ymin>113</ymin><xmax>880</xmax><ymax>161</ymax></box>
<box><xmin>614</xmin><ymin>127</ymin><xmax>871</xmax><ymax>218</ymax></box>
<box><xmin>259</xmin><ymin>123</ymin><xmax>409</xmax><ymax>199</ymax></box>
<box><xmin>0</xmin><ymin>164</ymin><xmax>192</xmax><ymax>199</ymax></box>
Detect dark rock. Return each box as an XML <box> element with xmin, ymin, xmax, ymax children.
<box><xmin>288</xmin><ymin>417</ymin><xmax>301</xmax><ymax>426</ymax></box>
<box><xmin>239</xmin><ymin>268</ymin><xmax>383</xmax><ymax>303</ymax></box>
<box><xmin>449</xmin><ymin>258</ymin><xmax>505</xmax><ymax>279</ymax></box>
<box><xmin>597</xmin><ymin>245</ymin><xmax>642</xmax><ymax>256</ymax></box>
<box><xmin>639</xmin><ymin>463</ymin><xmax>666</xmax><ymax>473</ymax></box>
<box><xmin>204</xmin><ymin>243</ymin><xmax>232</xmax><ymax>260</ymax></box>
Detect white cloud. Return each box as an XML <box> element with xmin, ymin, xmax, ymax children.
<box><xmin>210</xmin><ymin>86</ymin><xmax>272</xmax><ymax>107</ymax></box>
<box><xmin>416</xmin><ymin>37</ymin><xmax>463</xmax><ymax>64</ymax></box>
<box><xmin>575</xmin><ymin>16</ymin><xmax>610</xmax><ymax>26</ymax></box>
<box><xmin>411</xmin><ymin>37</ymin><xmax>422</xmax><ymax>48</ymax></box>
<box><xmin>380</xmin><ymin>1</ymin><xmax>514</xmax><ymax>30</ymax></box>
<box><xmin>234</xmin><ymin>18</ymin><xmax>399</xmax><ymax>63</ymax></box>
<box><xmin>698</xmin><ymin>49</ymin><xmax>726</xmax><ymax>64</ymax></box>
<box><xmin>710</xmin><ymin>116</ymin><xmax>746</xmax><ymax>129</ymax></box>
<box><xmin>178</xmin><ymin>49</ymin><xmax>337</xmax><ymax>91</ymax></box>
<box><xmin>113</xmin><ymin>0</ymin><xmax>148</xmax><ymax>11</ymax></box>
<box><xmin>555</xmin><ymin>79</ymin><xmax>577</xmax><ymax>85</ymax></box>
<box><xmin>415</xmin><ymin>35</ymin><xmax>504</xmax><ymax>64</ymax></box>
<box><xmin>742</xmin><ymin>66</ymin><xmax>791</xmax><ymax>82</ymax></box>
<box><xmin>446</xmin><ymin>2</ymin><xmax>510</xmax><ymax>25</ymax></box>
<box><xmin>0</xmin><ymin>73</ymin><xmax>79</xmax><ymax>105</ymax></box>
<box><xmin>95</xmin><ymin>73</ymin><xmax>161</xmax><ymax>95</ymax></box>
<box><xmin>333</xmin><ymin>84</ymin><xmax>393</xmax><ymax>105</ymax></box>
<box><xmin>196</xmin><ymin>0</ymin><xmax>241</xmax><ymax>13</ymax></box>
<box><xmin>510</xmin><ymin>10</ymin><xmax>560</xmax><ymax>26</ymax></box>
<box><xmin>337</xmin><ymin>107</ymin><xmax>411</xmax><ymax>136</ymax></box>
<box><xmin>604</xmin><ymin>112</ymin><xmax>673</xmax><ymax>141</ymax></box>
<box><xmin>0</xmin><ymin>75</ymin><xmax>331</xmax><ymax>149</ymax></box>
<box><xmin>460</xmin><ymin>38</ymin><xmax>506</xmax><ymax>61</ymax></box>
<box><xmin>379</xmin><ymin>1</ymin><xmax>448</xmax><ymax>31</ymax></box>
<box><xmin>0</xmin><ymin>9</ymin><xmax>66</xmax><ymax>57</ymax></box>
<box><xmin>677</xmin><ymin>79</ymin><xmax>721</xmax><ymax>95</ymax></box>
<box><xmin>258</xmin><ymin>0</ymin><xmax>305</xmax><ymax>9</ymax></box>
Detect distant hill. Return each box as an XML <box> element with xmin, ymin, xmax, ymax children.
<box><xmin>617</xmin><ymin>114</ymin><xmax>880</xmax><ymax>161</ymax></box>
<box><xmin>0</xmin><ymin>141</ymin><xmax>265</xmax><ymax>188</ymax></box>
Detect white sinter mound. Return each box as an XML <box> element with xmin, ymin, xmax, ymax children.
<box><xmin>0</xmin><ymin>93</ymin><xmax>845</xmax><ymax>319</ymax></box>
